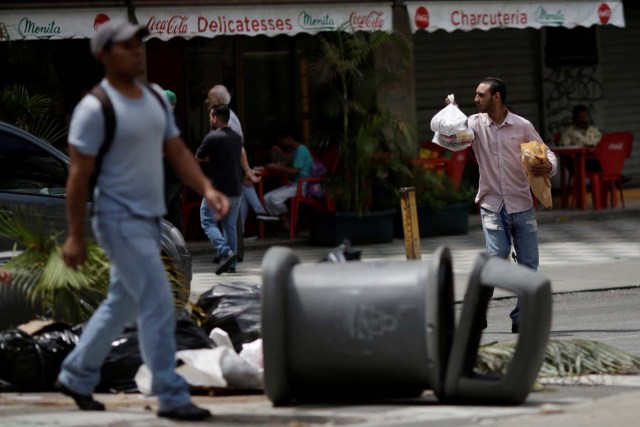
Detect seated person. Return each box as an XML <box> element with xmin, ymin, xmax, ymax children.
<box><xmin>560</xmin><ymin>105</ymin><xmax>602</xmax><ymax>147</ymax></box>
<box><xmin>559</xmin><ymin>105</ymin><xmax>602</xmax><ymax>173</ymax></box>
<box><xmin>270</xmin><ymin>143</ymin><xmax>291</xmax><ymax>163</ymax></box>
<box><xmin>258</xmin><ymin>128</ymin><xmax>313</xmax><ymax>231</ymax></box>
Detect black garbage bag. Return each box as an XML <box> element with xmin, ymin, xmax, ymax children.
<box><xmin>0</xmin><ymin>329</ymin><xmax>42</xmax><ymax>391</ymax></box>
<box><xmin>96</xmin><ymin>325</ymin><xmax>139</xmax><ymax>393</ymax></box>
<box><xmin>33</xmin><ymin>323</ymin><xmax>80</xmax><ymax>389</ymax></box>
<box><xmin>97</xmin><ymin>313</ymin><xmax>214</xmax><ymax>393</ymax></box>
<box><xmin>194</xmin><ymin>282</ymin><xmax>262</xmax><ymax>353</ymax></box>
<box><xmin>0</xmin><ymin>323</ymin><xmax>78</xmax><ymax>392</ymax></box>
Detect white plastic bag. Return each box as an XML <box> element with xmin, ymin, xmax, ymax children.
<box><xmin>239</xmin><ymin>339</ymin><xmax>263</xmax><ymax>371</ymax></box>
<box><xmin>209</xmin><ymin>327</ymin><xmax>234</xmax><ymax>349</ymax></box>
<box><xmin>134</xmin><ymin>347</ymin><xmax>264</xmax><ymax>394</ymax></box>
<box><xmin>432</xmin><ymin>128</ymin><xmax>474</xmax><ymax>151</ymax></box>
<box><xmin>430</xmin><ymin>94</ymin><xmax>468</xmax><ymax>136</ymax></box>
<box><xmin>135</xmin><ymin>348</ymin><xmax>228</xmax><ymax>395</ymax></box>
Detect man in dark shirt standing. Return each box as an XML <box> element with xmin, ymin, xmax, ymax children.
<box><xmin>197</xmin><ymin>105</ymin><xmax>243</xmax><ymax>274</ymax></box>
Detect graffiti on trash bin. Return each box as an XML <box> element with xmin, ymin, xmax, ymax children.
<box><xmin>348</xmin><ymin>305</ymin><xmax>398</xmax><ymax>341</ymax></box>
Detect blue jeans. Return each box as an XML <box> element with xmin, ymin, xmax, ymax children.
<box><xmin>480</xmin><ymin>206</ymin><xmax>539</xmax><ymax>323</ymax></box>
<box><xmin>58</xmin><ymin>210</ymin><xmax>190</xmax><ymax>412</ymax></box>
<box><xmin>240</xmin><ymin>186</ymin><xmax>266</xmax><ymax>233</ymax></box>
<box><xmin>200</xmin><ymin>196</ymin><xmax>241</xmax><ymax>266</ymax></box>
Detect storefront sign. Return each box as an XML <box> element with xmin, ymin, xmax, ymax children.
<box><xmin>0</xmin><ymin>3</ymin><xmax>391</xmax><ymax>42</ymax></box>
<box><xmin>0</xmin><ymin>9</ymin><xmax>128</xmax><ymax>41</ymax></box>
<box><xmin>136</xmin><ymin>3</ymin><xmax>392</xmax><ymax>40</ymax></box>
<box><xmin>405</xmin><ymin>1</ymin><xmax>625</xmax><ymax>33</ymax></box>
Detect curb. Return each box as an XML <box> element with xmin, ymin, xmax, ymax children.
<box><xmin>188</xmin><ymin>206</ymin><xmax>640</xmax><ymax>256</ymax></box>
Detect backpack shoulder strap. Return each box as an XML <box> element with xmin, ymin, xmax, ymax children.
<box><xmin>88</xmin><ymin>81</ymin><xmax>164</xmax><ymax>180</ymax></box>
<box><xmin>89</xmin><ymin>84</ymin><xmax>115</xmax><ymax>180</ymax></box>
<box><xmin>140</xmin><ymin>80</ymin><xmax>167</xmax><ymax>110</ymax></box>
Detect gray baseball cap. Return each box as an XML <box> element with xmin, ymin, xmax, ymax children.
<box><xmin>90</xmin><ymin>20</ymin><xmax>150</xmax><ymax>57</ymax></box>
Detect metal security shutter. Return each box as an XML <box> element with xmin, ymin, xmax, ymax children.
<box><xmin>600</xmin><ymin>6</ymin><xmax>640</xmax><ymax>183</ymax></box>
<box><xmin>413</xmin><ymin>28</ymin><xmax>541</xmax><ymax>143</ymax></box>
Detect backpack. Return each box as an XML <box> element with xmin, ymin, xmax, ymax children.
<box><xmin>88</xmin><ymin>81</ymin><xmax>166</xmax><ymax>192</ymax></box>
<box><xmin>306</xmin><ymin>160</ymin><xmax>327</xmax><ymax>198</ymax></box>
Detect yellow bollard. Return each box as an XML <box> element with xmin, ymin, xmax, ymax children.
<box><xmin>400</xmin><ymin>187</ymin><xmax>421</xmax><ymax>260</ymax></box>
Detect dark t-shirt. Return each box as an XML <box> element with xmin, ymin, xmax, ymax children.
<box><xmin>196</xmin><ymin>127</ymin><xmax>243</xmax><ymax>197</ymax></box>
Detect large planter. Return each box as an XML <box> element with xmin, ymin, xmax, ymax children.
<box><xmin>309</xmin><ymin>209</ymin><xmax>396</xmax><ymax>246</ymax></box>
<box><xmin>394</xmin><ymin>202</ymin><xmax>469</xmax><ymax>238</ymax></box>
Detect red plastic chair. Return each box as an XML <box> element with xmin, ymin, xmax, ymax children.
<box><xmin>288</xmin><ymin>176</ymin><xmax>328</xmax><ymax>240</ymax></box>
<box><xmin>180</xmin><ymin>185</ymin><xmax>202</xmax><ymax>239</ymax></box>
<box><xmin>587</xmin><ymin>132</ymin><xmax>633</xmax><ymax>209</ymax></box>
<box><xmin>446</xmin><ymin>149</ymin><xmax>470</xmax><ymax>189</ymax></box>
<box><xmin>411</xmin><ymin>145</ymin><xmax>469</xmax><ymax>189</ymax></box>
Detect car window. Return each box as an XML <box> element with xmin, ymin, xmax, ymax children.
<box><xmin>0</xmin><ymin>130</ymin><xmax>68</xmax><ymax>197</ymax></box>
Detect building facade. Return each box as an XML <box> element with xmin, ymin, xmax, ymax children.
<box><xmin>1</xmin><ymin>1</ymin><xmax>638</xmax><ymax>185</ymax></box>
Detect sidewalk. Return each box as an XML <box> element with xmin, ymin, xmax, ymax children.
<box><xmin>188</xmin><ymin>188</ymin><xmax>640</xmax><ymax>256</ymax></box>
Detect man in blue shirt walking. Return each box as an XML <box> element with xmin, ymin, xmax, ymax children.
<box><xmin>58</xmin><ymin>20</ymin><xmax>227</xmax><ymax>421</ymax></box>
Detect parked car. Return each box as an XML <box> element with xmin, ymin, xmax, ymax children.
<box><xmin>0</xmin><ymin>121</ymin><xmax>192</xmax><ymax>328</ymax></box>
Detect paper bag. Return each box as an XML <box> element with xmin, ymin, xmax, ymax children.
<box><xmin>521</xmin><ymin>141</ymin><xmax>553</xmax><ymax>209</ymax></box>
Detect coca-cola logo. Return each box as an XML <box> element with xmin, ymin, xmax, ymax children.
<box><xmin>147</xmin><ymin>15</ymin><xmax>189</xmax><ymax>34</ymax></box>
<box><xmin>598</xmin><ymin>3</ymin><xmax>611</xmax><ymax>24</ymax></box>
<box><xmin>349</xmin><ymin>11</ymin><xmax>384</xmax><ymax>30</ymax></box>
<box><xmin>415</xmin><ymin>6</ymin><xmax>429</xmax><ymax>29</ymax></box>
<box><xmin>94</xmin><ymin>13</ymin><xmax>110</xmax><ymax>31</ymax></box>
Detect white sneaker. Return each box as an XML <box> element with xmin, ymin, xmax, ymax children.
<box><xmin>256</xmin><ymin>214</ymin><xmax>280</xmax><ymax>221</ymax></box>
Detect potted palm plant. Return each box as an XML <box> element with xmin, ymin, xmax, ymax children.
<box><xmin>307</xmin><ymin>24</ymin><xmax>415</xmax><ymax>246</ymax></box>
<box><xmin>392</xmin><ymin>165</ymin><xmax>476</xmax><ymax>238</ymax></box>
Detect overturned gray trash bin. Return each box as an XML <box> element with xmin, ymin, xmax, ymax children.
<box><xmin>261</xmin><ymin>246</ymin><xmax>551</xmax><ymax>406</ymax></box>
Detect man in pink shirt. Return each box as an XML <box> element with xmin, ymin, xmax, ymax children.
<box><xmin>466</xmin><ymin>77</ymin><xmax>557</xmax><ymax>333</ymax></box>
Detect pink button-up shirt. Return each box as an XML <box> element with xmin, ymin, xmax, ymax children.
<box><xmin>468</xmin><ymin>111</ymin><xmax>557</xmax><ymax>214</ymax></box>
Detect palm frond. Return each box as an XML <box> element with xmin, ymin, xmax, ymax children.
<box><xmin>1</xmin><ymin>84</ymin><xmax>51</xmax><ymax>123</ymax></box>
<box><xmin>477</xmin><ymin>339</ymin><xmax>640</xmax><ymax>380</ymax></box>
<box><xmin>23</xmin><ymin>93</ymin><xmax>53</xmax><ymax>117</ymax></box>
<box><xmin>27</xmin><ymin>115</ymin><xmax>68</xmax><ymax>145</ymax></box>
<box><xmin>0</xmin><ymin>205</ymin><xmax>49</xmax><ymax>251</ymax></box>
<box><xmin>4</xmin><ymin>239</ymin><xmax>110</xmax><ymax>323</ymax></box>
<box><xmin>0</xmin><ymin>208</ymin><xmax>189</xmax><ymax>324</ymax></box>
<box><xmin>163</xmin><ymin>254</ymin><xmax>189</xmax><ymax>308</ymax></box>
<box><xmin>0</xmin><ymin>84</ymin><xmax>66</xmax><ymax>143</ymax></box>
